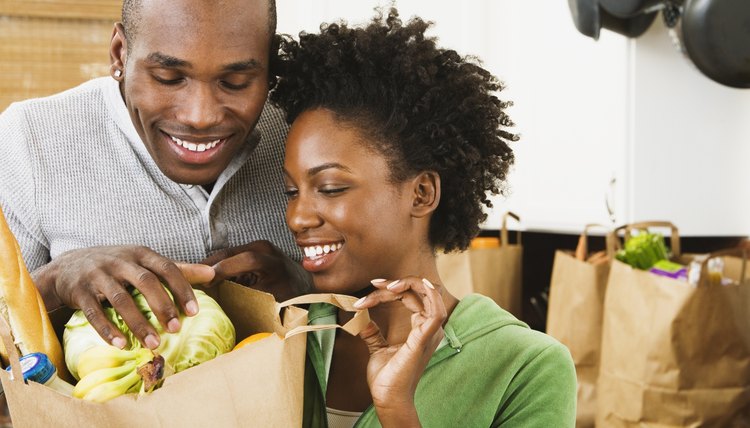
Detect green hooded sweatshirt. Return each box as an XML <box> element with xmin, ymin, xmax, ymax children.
<box><xmin>303</xmin><ymin>294</ymin><xmax>577</xmax><ymax>427</ymax></box>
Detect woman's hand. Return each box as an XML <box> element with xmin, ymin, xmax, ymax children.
<box><xmin>353</xmin><ymin>276</ymin><xmax>447</xmax><ymax>426</ymax></box>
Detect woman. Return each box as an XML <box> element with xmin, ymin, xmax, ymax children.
<box><xmin>272</xmin><ymin>10</ymin><xmax>576</xmax><ymax>427</ymax></box>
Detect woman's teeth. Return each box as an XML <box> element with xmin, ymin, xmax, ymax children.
<box><xmin>170</xmin><ymin>136</ymin><xmax>221</xmax><ymax>152</ymax></box>
<box><xmin>303</xmin><ymin>243</ymin><xmax>343</xmax><ymax>258</ymax></box>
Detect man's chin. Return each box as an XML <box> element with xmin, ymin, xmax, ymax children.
<box><xmin>162</xmin><ymin>167</ymin><xmax>223</xmax><ymax>186</ymax></box>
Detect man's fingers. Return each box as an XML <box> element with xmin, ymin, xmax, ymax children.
<box><xmin>209</xmin><ymin>251</ymin><xmax>264</xmax><ymax>287</ymax></box>
<box><xmin>176</xmin><ymin>263</ymin><xmax>215</xmax><ymax>285</ymax></box>
<box><xmin>138</xmin><ymin>255</ymin><xmax>199</xmax><ymax>323</ymax></box>
<box><xmin>202</xmin><ymin>240</ymin><xmax>274</xmax><ymax>267</ymax></box>
<box><xmin>97</xmin><ymin>276</ymin><xmax>162</xmax><ymax>349</ymax></box>
<box><xmin>117</xmin><ymin>258</ymin><xmax>186</xmax><ymax>332</ymax></box>
<box><xmin>359</xmin><ymin>321</ymin><xmax>389</xmax><ymax>355</ymax></box>
<box><xmin>76</xmin><ymin>292</ymin><xmax>128</xmax><ymax>349</ymax></box>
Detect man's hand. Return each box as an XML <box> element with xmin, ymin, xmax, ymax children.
<box><xmin>33</xmin><ymin>246</ymin><xmax>215</xmax><ymax>349</ymax></box>
<box><xmin>202</xmin><ymin>240</ymin><xmax>312</xmax><ymax>302</ymax></box>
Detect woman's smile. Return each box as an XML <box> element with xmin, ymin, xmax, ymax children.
<box><xmin>299</xmin><ymin>241</ymin><xmax>344</xmax><ymax>272</ymax></box>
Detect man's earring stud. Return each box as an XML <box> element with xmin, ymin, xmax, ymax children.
<box><xmin>113</xmin><ymin>69</ymin><xmax>122</xmax><ymax>78</ymax></box>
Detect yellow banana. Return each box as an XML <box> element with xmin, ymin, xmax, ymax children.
<box><xmin>82</xmin><ymin>367</ymin><xmax>143</xmax><ymax>402</ymax></box>
<box><xmin>76</xmin><ymin>345</ymin><xmax>153</xmax><ymax>379</ymax></box>
<box><xmin>72</xmin><ymin>361</ymin><xmax>136</xmax><ymax>399</ymax></box>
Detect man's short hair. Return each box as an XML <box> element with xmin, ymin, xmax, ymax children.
<box><xmin>121</xmin><ymin>0</ymin><xmax>277</xmax><ymax>48</ymax></box>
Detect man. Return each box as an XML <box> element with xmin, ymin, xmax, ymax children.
<box><xmin>0</xmin><ymin>0</ymin><xmax>307</xmax><ymax>351</ymax></box>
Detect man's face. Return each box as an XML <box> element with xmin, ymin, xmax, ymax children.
<box><xmin>112</xmin><ymin>0</ymin><xmax>271</xmax><ymax>185</ymax></box>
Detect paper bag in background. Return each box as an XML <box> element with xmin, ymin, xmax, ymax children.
<box><xmin>0</xmin><ymin>281</ymin><xmax>369</xmax><ymax>428</ymax></box>
<box><xmin>437</xmin><ymin>212</ymin><xmax>523</xmax><ymax>318</ymax></box>
<box><xmin>546</xmin><ymin>224</ymin><xmax>614</xmax><ymax>428</ymax></box>
<box><xmin>597</xmin><ymin>221</ymin><xmax>750</xmax><ymax>427</ymax></box>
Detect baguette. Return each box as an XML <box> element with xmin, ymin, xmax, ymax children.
<box><xmin>0</xmin><ymin>207</ymin><xmax>70</xmax><ymax>381</ymax></box>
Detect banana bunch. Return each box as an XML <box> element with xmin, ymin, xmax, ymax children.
<box><xmin>73</xmin><ymin>345</ymin><xmax>163</xmax><ymax>402</ymax></box>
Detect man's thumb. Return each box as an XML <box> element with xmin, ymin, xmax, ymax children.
<box><xmin>176</xmin><ymin>263</ymin><xmax>216</xmax><ymax>285</ymax></box>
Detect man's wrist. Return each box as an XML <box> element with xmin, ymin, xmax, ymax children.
<box><xmin>32</xmin><ymin>264</ymin><xmax>63</xmax><ymax>312</ymax></box>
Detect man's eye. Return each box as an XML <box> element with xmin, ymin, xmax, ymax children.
<box><xmin>154</xmin><ymin>76</ymin><xmax>184</xmax><ymax>86</ymax></box>
<box><xmin>283</xmin><ymin>188</ymin><xmax>298</xmax><ymax>199</ymax></box>
<box><xmin>220</xmin><ymin>80</ymin><xmax>250</xmax><ymax>90</ymax></box>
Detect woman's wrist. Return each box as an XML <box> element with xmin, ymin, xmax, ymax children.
<box><xmin>374</xmin><ymin>399</ymin><xmax>421</xmax><ymax>428</ymax></box>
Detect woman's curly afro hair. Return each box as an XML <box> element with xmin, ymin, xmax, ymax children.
<box><xmin>271</xmin><ymin>9</ymin><xmax>518</xmax><ymax>253</ymax></box>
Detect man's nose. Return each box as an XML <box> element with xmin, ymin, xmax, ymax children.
<box><xmin>176</xmin><ymin>82</ymin><xmax>223</xmax><ymax>129</ymax></box>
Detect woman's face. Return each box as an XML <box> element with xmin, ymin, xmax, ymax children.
<box><xmin>283</xmin><ymin>108</ymin><xmax>420</xmax><ymax>294</ymax></box>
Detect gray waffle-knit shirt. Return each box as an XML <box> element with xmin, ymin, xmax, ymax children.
<box><xmin>0</xmin><ymin>77</ymin><xmax>300</xmax><ymax>272</ymax></box>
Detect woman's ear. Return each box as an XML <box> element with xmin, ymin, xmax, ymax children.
<box><xmin>109</xmin><ymin>23</ymin><xmax>127</xmax><ymax>80</ymax></box>
<box><xmin>411</xmin><ymin>171</ymin><xmax>441</xmax><ymax>218</ymax></box>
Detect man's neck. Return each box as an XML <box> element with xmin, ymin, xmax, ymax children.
<box><xmin>201</xmin><ymin>182</ymin><xmax>215</xmax><ymax>194</ymax></box>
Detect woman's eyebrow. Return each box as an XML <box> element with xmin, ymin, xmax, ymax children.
<box><xmin>306</xmin><ymin>162</ymin><xmax>352</xmax><ymax>177</ymax></box>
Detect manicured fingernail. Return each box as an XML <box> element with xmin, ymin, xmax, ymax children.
<box><xmin>386</xmin><ymin>280</ymin><xmax>400</xmax><ymax>290</ymax></box>
<box><xmin>111</xmin><ymin>337</ymin><xmax>127</xmax><ymax>349</ymax></box>
<box><xmin>167</xmin><ymin>317</ymin><xmax>181</xmax><ymax>333</ymax></box>
<box><xmin>186</xmin><ymin>300</ymin><xmax>199</xmax><ymax>316</ymax></box>
<box><xmin>144</xmin><ymin>334</ymin><xmax>159</xmax><ymax>350</ymax></box>
<box><xmin>422</xmin><ymin>278</ymin><xmax>435</xmax><ymax>289</ymax></box>
<box><xmin>353</xmin><ymin>296</ymin><xmax>367</xmax><ymax>308</ymax></box>
<box><xmin>370</xmin><ymin>278</ymin><xmax>387</xmax><ymax>285</ymax></box>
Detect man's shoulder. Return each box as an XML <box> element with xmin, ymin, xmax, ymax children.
<box><xmin>7</xmin><ymin>77</ymin><xmax>110</xmax><ymax>111</ymax></box>
<box><xmin>255</xmin><ymin>101</ymin><xmax>290</xmax><ymax>145</ymax></box>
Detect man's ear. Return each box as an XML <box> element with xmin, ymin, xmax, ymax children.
<box><xmin>411</xmin><ymin>171</ymin><xmax>441</xmax><ymax>218</ymax></box>
<box><xmin>109</xmin><ymin>23</ymin><xmax>127</xmax><ymax>80</ymax></box>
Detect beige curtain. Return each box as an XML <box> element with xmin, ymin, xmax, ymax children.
<box><xmin>0</xmin><ymin>1</ymin><xmax>121</xmax><ymax>111</ymax></box>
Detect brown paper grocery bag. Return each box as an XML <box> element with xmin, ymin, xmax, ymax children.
<box><xmin>437</xmin><ymin>212</ymin><xmax>523</xmax><ymax>317</ymax></box>
<box><xmin>546</xmin><ymin>224</ymin><xmax>614</xmax><ymax>427</ymax></box>
<box><xmin>597</xmin><ymin>223</ymin><xmax>750</xmax><ymax>427</ymax></box>
<box><xmin>0</xmin><ymin>282</ymin><xmax>369</xmax><ymax>428</ymax></box>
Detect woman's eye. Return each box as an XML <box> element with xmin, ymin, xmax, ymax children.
<box><xmin>283</xmin><ymin>188</ymin><xmax>299</xmax><ymax>199</ymax></box>
<box><xmin>319</xmin><ymin>187</ymin><xmax>348</xmax><ymax>195</ymax></box>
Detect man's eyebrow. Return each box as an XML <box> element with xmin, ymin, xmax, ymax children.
<box><xmin>145</xmin><ymin>52</ymin><xmax>188</xmax><ymax>68</ymax></box>
<box><xmin>222</xmin><ymin>59</ymin><xmax>262</xmax><ymax>73</ymax></box>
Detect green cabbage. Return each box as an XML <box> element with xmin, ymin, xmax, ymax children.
<box><xmin>64</xmin><ymin>288</ymin><xmax>235</xmax><ymax>380</ymax></box>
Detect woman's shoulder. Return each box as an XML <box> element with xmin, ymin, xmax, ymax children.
<box><xmin>446</xmin><ymin>294</ymin><xmax>572</xmax><ymax>366</ymax></box>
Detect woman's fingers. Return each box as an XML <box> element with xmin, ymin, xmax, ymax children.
<box><xmin>359</xmin><ymin>320</ymin><xmax>389</xmax><ymax>355</ymax></box>
<box><xmin>355</xmin><ymin>276</ymin><xmax>442</xmax><ymax>315</ymax></box>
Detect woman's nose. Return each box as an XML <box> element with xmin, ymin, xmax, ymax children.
<box><xmin>286</xmin><ymin>196</ymin><xmax>323</xmax><ymax>233</ymax></box>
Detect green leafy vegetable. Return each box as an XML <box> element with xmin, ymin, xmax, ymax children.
<box><xmin>63</xmin><ymin>290</ymin><xmax>236</xmax><ymax>401</ymax></box>
<box><xmin>615</xmin><ymin>232</ymin><xmax>670</xmax><ymax>270</ymax></box>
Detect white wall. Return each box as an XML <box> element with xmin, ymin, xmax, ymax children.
<box><xmin>628</xmin><ymin>18</ymin><xmax>750</xmax><ymax>236</ymax></box>
<box><xmin>276</xmin><ymin>1</ymin><xmax>750</xmax><ymax>237</ymax></box>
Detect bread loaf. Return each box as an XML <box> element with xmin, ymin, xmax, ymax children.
<box><xmin>0</xmin><ymin>207</ymin><xmax>70</xmax><ymax>380</ymax></box>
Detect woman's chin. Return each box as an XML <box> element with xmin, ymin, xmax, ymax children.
<box><xmin>311</xmin><ymin>275</ymin><xmax>372</xmax><ymax>296</ymax></box>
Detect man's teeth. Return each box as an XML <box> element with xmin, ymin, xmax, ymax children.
<box><xmin>303</xmin><ymin>243</ymin><xmax>343</xmax><ymax>258</ymax></box>
<box><xmin>170</xmin><ymin>136</ymin><xmax>221</xmax><ymax>152</ymax></box>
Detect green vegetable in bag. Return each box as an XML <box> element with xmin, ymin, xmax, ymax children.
<box><xmin>615</xmin><ymin>232</ymin><xmax>670</xmax><ymax>270</ymax></box>
<box><xmin>63</xmin><ymin>287</ymin><xmax>235</xmax><ymax>401</ymax></box>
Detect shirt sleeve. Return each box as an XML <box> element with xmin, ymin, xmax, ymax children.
<box><xmin>494</xmin><ymin>341</ymin><xmax>577</xmax><ymax>427</ymax></box>
<box><xmin>0</xmin><ymin>104</ymin><xmax>50</xmax><ymax>272</ymax></box>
